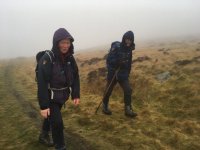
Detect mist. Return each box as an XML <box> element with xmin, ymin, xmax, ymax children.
<box><xmin>0</xmin><ymin>0</ymin><xmax>200</xmax><ymax>58</ymax></box>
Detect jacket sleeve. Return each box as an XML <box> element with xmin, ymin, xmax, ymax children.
<box><xmin>70</xmin><ymin>56</ymin><xmax>80</xmax><ymax>100</ymax></box>
<box><xmin>128</xmin><ymin>43</ymin><xmax>135</xmax><ymax>73</ymax></box>
<box><xmin>37</xmin><ymin>55</ymin><xmax>51</xmax><ymax>110</ymax></box>
<box><xmin>127</xmin><ymin>52</ymin><xmax>133</xmax><ymax>74</ymax></box>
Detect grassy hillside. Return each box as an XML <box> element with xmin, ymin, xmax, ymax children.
<box><xmin>0</xmin><ymin>40</ymin><xmax>200</xmax><ymax>150</ymax></box>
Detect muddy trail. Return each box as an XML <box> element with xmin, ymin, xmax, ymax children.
<box><xmin>0</xmin><ymin>61</ymin><xmax>97</xmax><ymax>150</ymax></box>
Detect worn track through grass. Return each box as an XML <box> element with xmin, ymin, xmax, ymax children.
<box><xmin>1</xmin><ymin>61</ymin><xmax>97</xmax><ymax>150</ymax></box>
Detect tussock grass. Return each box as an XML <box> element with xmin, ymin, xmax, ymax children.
<box><xmin>0</xmin><ymin>40</ymin><xmax>200</xmax><ymax>149</ymax></box>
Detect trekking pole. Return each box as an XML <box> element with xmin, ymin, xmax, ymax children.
<box><xmin>95</xmin><ymin>66</ymin><xmax>121</xmax><ymax>114</ymax></box>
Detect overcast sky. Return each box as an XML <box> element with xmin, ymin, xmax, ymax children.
<box><xmin>0</xmin><ymin>0</ymin><xmax>200</xmax><ymax>58</ymax></box>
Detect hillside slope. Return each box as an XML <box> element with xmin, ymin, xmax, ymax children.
<box><xmin>0</xmin><ymin>40</ymin><xmax>200</xmax><ymax>150</ymax></box>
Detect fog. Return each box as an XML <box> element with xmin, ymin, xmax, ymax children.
<box><xmin>0</xmin><ymin>0</ymin><xmax>200</xmax><ymax>58</ymax></box>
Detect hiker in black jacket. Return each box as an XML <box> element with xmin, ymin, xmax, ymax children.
<box><xmin>37</xmin><ymin>28</ymin><xmax>80</xmax><ymax>150</ymax></box>
<box><xmin>102</xmin><ymin>31</ymin><xmax>137</xmax><ymax>118</ymax></box>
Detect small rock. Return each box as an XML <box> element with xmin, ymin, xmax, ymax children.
<box><xmin>156</xmin><ymin>71</ymin><xmax>171</xmax><ymax>82</ymax></box>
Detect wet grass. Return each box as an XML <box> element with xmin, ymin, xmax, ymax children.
<box><xmin>0</xmin><ymin>41</ymin><xmax>200</xmax><ymax>149</ymax></box>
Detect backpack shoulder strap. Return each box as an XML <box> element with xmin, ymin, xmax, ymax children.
<box><xmin>45</xmin><ymin>50</ymin><xmax>55</xmax><ymax>63</ymax></box>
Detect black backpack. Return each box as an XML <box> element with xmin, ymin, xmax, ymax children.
<box><xmin>109</xmin><ymin>41</ymin><xmax>121</xmax><ymax>53</ymax></box>
<box><xmin>106</xmin><ymin>41</ymin><xmax>120</xmax><ymax>61</ymax></box>
<box><xmin>35</xmin><ymin>50</ymin><xmax>55</xmax><ymax>82</ymax></box>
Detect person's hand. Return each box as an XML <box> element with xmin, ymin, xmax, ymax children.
<box><xmin>40</xmin><ymin>108</ymin><xmax>50</xmax><ymax>118</ymax></box>
<box><xmin>118</xmin><ymin>56</ymin><xmax>128</xmax><ymax>65</ymax></box>
<box><xmin>120</xmin><ymin>59</ymin><xmax>127</xmax><ymax>64</ymax></box>
<box><xmin>73</xmin><ymin>98</ymin><xmax>80</xmax><ymax>106</ymax></box>
<box><xmin>118</xmin><ymin>59</ymin><xmax>127</xmax><ymax>66</ymax></box>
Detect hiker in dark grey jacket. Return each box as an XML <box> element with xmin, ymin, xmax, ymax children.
<box><xmin>37</xmin><ymin>28</ymin><xmax>80</xmax><ymax>150</ymax></box>
<box><xmin>102</xmin><ymin>31</ymin><xmax>137</xmax><ymax>118</ymax></box>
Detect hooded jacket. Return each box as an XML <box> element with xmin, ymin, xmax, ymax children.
<box><xmin>37</xmin><ymin>28</ymin><xmax>80</xmax><ymax>110</ymax></box>
<box><xmin>106</xmin><ymin>31</ymin><xmax>135</xmax><ymax>81</ymax></box>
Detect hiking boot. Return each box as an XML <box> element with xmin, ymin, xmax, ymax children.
<box><xmin>125</xmin><ymin>105</ymin><xmax>137</xmax><ymax>118</ymax></box>
<box><xmin>102</xmin><ymin>103</ymin><xmax>112</xmax><ymax>115</ymax></box>
<box><xmin>55</xmin><ymin>145</ymin><xmax>66</xmax><ymax>150</ymax></box>
<box><xmin>39</xmin><ymin>131</ymin><xmax>54</xmax><ymax>147</ymax></box>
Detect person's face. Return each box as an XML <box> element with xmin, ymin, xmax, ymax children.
<box><xmin>125</xmin><ymin>39</ymin><xmax>132</xmax><ymax>47</ymax></box>
<box><xmin>58</xmin><ymin>39</ymin><xmax>71</xmax><ymax>54</ymax></box>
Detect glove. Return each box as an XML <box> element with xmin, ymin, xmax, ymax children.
<box><xmin>119</xmin><ymin>58</ymin><xmax>128</xmax><ymax>65</ymax></box>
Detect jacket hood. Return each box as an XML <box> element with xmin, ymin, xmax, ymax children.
<box><xmin>121</xmin><ymin>31</ymin><xmax>135</xmax><ymax>50</ymax></box>
<box><xmin>52</xmin><ymin>28</ymin><xmax>74</xmax><ymax>56</ymax></box>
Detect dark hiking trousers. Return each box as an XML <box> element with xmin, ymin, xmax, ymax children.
<box><xmin>42</xmin><ymin>102</ymin><xmax>65</xmax><ymax>149</ymax></box>
<box><xmin>103</xmin><ymin>77</ymin><xmax>132</xmax><ymax>106</ymax></box>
